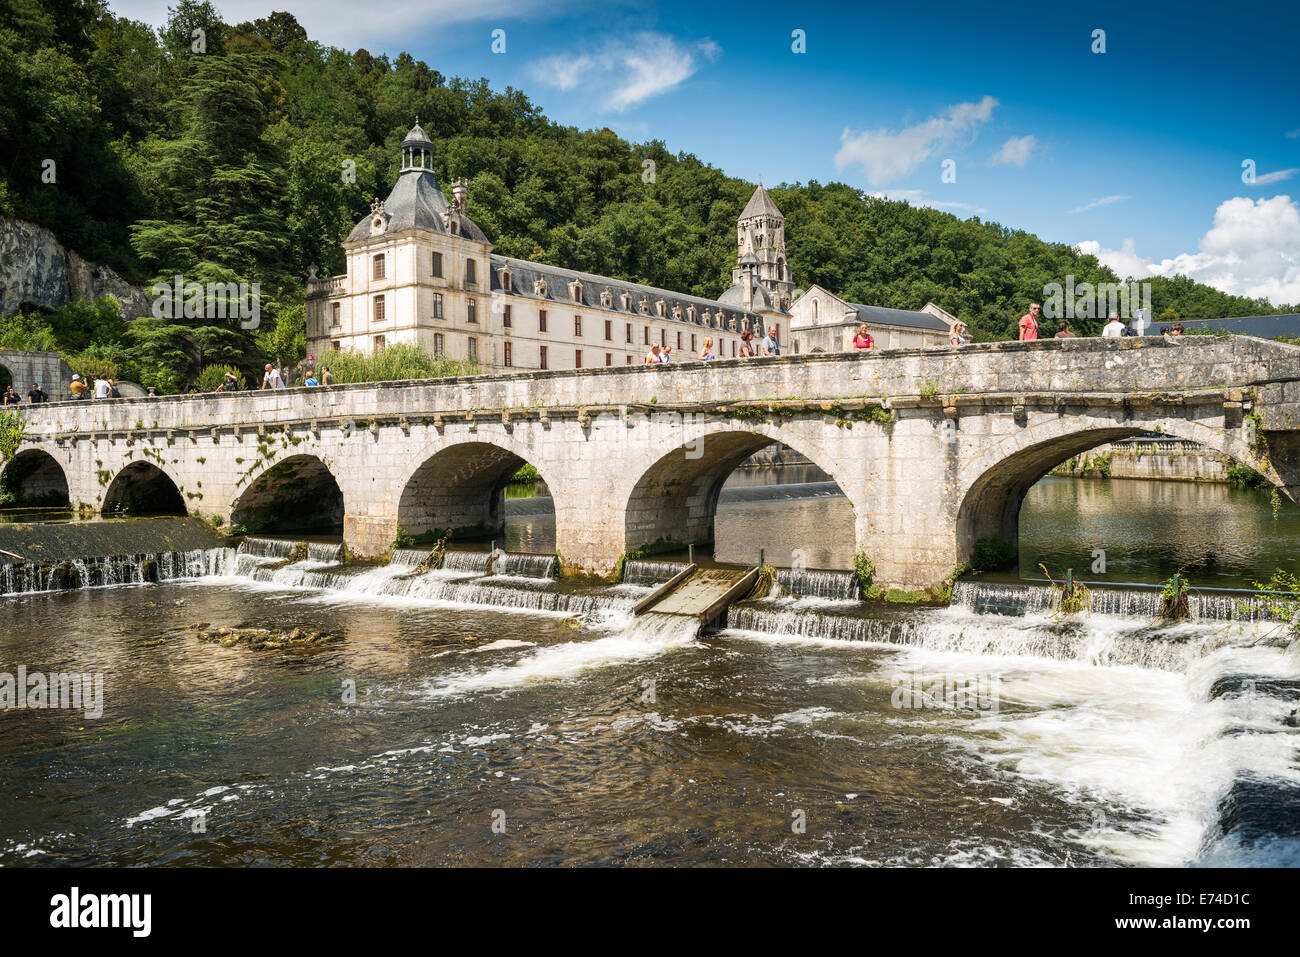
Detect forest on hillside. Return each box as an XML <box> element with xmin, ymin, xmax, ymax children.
<box><xmin>1</xmin><ymin>0</ymin><xmax>1292</xmax><ymax>391</ymax></box>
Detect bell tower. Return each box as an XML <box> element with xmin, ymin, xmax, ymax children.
<box><xmin>731</xmin><ymin>182</ymin><xmax>793</xmax><ymax>310</ymax></box>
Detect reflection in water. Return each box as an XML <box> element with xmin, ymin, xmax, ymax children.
<box><xmin>1019</xmin><ymin>476</ymin><xmax>1300</xmax><ymax>587</ymax></box>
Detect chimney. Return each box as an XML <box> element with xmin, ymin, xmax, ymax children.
<box><xmin>742</xmin><ymin>264</ymin><xmax>753</xmax><ymax>311</ymax></box>
<box><xmin>452</xmin><ymin>179</ymin><xmax>468</xmax><ymax>212</ymax></box>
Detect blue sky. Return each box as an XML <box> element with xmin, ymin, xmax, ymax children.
<box><xmin>113</xmin><ymin>0</ymin><xmax>1300</xmax><ymax>304</ymax></box>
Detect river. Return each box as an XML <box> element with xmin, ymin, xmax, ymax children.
<box><xmin>0</xmin><ymin>473</ymin><xmax>1297</xmax><ymax>866</ymax></box>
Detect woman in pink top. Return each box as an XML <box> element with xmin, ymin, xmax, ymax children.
<box><xmin>698</xmin><ymin>336</ymin><xmax>717</xmax><ymax>360</ymax></box>
<box><xmin>852</xmin><ymin>324</ymin><xmax>874</xmax><ymax>349</ymax></box>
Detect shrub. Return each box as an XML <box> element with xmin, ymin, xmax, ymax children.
<box><xmin>196</xmin><ymin>364</ymin><xmax>246</xmax><ymax>392</ymax></box>
<box><xmin>313</xmin><ymin>344</ymin><xmax>480</xmax><ymax>384</ymax></box>
<box><xmin>970</xmin><ymin>537</ymin><xmax>1017</xmax><ymax>572</ymax></box>
<box><xmin>853</xmin><ymin>550</ymin><xmax>874</xmax><ymax>597</ymax></box>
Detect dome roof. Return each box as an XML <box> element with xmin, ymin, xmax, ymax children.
<box><xmin>401</xmin><ymin>121</ymin><xmax>433</xmax><ymax>149</ymax></box>
<box><xmin>738</xmin><ymin>249</ymin><xmax>760</xmax><ymax>266</ymax></box>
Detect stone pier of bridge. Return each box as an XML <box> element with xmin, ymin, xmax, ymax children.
<box><xmin>9</xmin><ymin>336</ymin><xmax>1300</xmax><ymax>589</ymax></box>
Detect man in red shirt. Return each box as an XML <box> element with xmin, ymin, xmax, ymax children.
<box><xmin>1019</xmin><ymin>303</ymin><xmax>1041</xmax><ymax>340</ymax></box>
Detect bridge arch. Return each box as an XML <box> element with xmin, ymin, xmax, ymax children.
<box><xmin>103</xmin><ymin>461</ymin><xmax>187</xmax><ymax>516</ymax></box>
<box><xmin>955</xmin><ymin>417</ymin><xmax>1279</xmax><ymax>559</ymax></box>
<box><xmin>0</xmin><ymin>449</ymin><xmax>70</xmax><ymax>507</ymax></box>
<box><xmin>232</xmin><ymin>454</ymin><xmax>344</xmax><ymax>534</ymax></box>
<box><xmin>397</xmin><ymin>440</ymin><xmax>553</xmax><ymax>543</ymax></box>
<box><xmin>621</xmin><ymin>424</ymin><xmax>854</xmax><ymax>562</ymax></box>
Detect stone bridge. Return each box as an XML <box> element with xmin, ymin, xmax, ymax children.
<box><xmin>8</xmin><ymin>336</ymin><xmax>1300</xmax><ymax>588</ymax></box>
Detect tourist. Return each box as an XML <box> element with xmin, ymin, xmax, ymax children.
<box><xmin>1054</xmin><ymin>321</ymin><xmax>1075</xmax><ymax>339</ymax></box>
<box><xmin>320</xmin><ymin>365</ymin><xmax>334</xmax><ymax>387</ymax></box>
<box><xmin>93</xmin><ymin>374</ymin><xmax>111</xmax><ymax>399</ymax></box>
<box><xmin>1</xmin><ymin>385</ymin><xmax>19</xmax><ymax>406</ymax></box>
<box><xmin>108</xmin><ymin>378</ymin><xmax>121</xmax><ymax>399</ymax></box>
<box><xmin>660</xmin><ymin>345</ymin><xmax>673</xmax><ymax>363</ymax></box>
<box><xmin>1018</xmin><ymin>303</ymin><xmax>1041</xmax><ymax>340</ymax></box>
<box><xmin>69</xmin><ymin>374</ymin><xmax>87</xmax><ymax>400</ymax></box>
<box><xmin>699</xmin><ymin>336</ymin><xmax>717</xmax><ymax>361</ymax></box>
<box><xmin>1171</xmin><ymin>323</ymin><xmax>1185</xmax><ymax>336</ymax></box>
<box><xmin>853</xmin><ymin>324</ymin><xmax>875</xmax><ymax>350</ymax></box>
<box><xmin>1160</xmin><ymin>326</ymin><xmax>1171</xmax><ymax>336</ymax></box>
<box><xmin>738</xmin><ymin>329</ymin><xmax>757</xmax><ymax>357</ymax></box>
<box><xmin>1101</xmin><ymin>313</ymin><xmax>1126</xmax><ymax>338</ymax></box>
<box><xmin>644</xmin><ymin>344</ymin><xmax>663</xmax><ymax>364</ymax></box>
<box><xmin>304</xmin><ymin>371</ymin><xmax>320</xmax><ymax>386</ymax></box>
<box><xmin>215</xmin><ymin>372</ymin><xmax>239</xmax><ymax>393</ymax></box>
<box><xmin>28</xmin><ymin>383</ymin><xmax>47</xmax><ymax>404</ymax></box>
<box><xmin>950</xmin><ymin>322</ymin><xmax>969</xmax><ymax>346</ymax></box>
<box><xmin>761</xmin><ymin>326</ymin><xmax>780</xmax><ymax>356</ymax></box>
<box><xmin>261</xmin><ymin>363</ymin><xmax>285</xmax><ymax>389</ymax></box>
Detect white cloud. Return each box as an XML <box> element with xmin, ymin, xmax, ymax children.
<box><xmin>1076</xmin><ymin>195</ymin><xmax>1300</xmax><ymax>305</ymax></box>
<box><xmin>835</xmin><ymin>95</ymin><xmax>998</xmax><ymax>185</ymax></box>
<box><xmin>529</xmin><ymin>33</ymin><xmax>720</xmax><ymax>112</ymax></box>
<box><xmin>870</xmin><ymin>189</ymin><xmax>988</xmax><ymax>216</ymax></box>
<box><xmin>108</xmin><ymin>0</ymin><xmax>551</xmax><ymax>48</ymax></box>
<box><xmin>1069</xmin><ymin>195</ymin><xmax>1131</xmax><ymax>215</ymax></box>
<box><xmin>990</xmin><ymin>134</ymin><xmax>1038</xmax><ymax>167</ymax></box>
<box><xmin>1254</xmin><ymin>167</ymin><xmax>1300</xmax><ymax>186</ymax></box>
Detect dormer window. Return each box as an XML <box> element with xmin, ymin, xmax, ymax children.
<box><xmin>620</xmin><ymin>292</ymin><xmax>632</xmax><ymax>310</ymax></box>
<box><xmin>534</xmin><ymin>277</ymin><xmax>548</xmax><ymax>297</ymax></box>
<box><xmin>638</xmin><ymin>297</ymin><xmax>650</xmax><ymax>315</ymax></box>
<box><xmin>686</xmin><ymin>305</ymin><xmax>696</xmax><ymax>323</ymax></box>
<box><xmin>499</xmin><ymin>266</ymin><xmax>511</xmax><ymax>289</ymax></box>
<box><xmin>600</xmin><ymin>289</ymin><xmax>613</xmax><ymax>307</ymax></box>
<box><xmin>655</xmin><ymin>299</ymin><xmax>667</xmax><ymax>318</ymax></box>
<box><xmin>569</xmin><ymin>280</ymin><xmax>583</xmax><ymax>301</ymax></box>
<box><xmin>671</xmin><ymin>304</ymin><xmax>682</xmax><ymax>321</ymax></box>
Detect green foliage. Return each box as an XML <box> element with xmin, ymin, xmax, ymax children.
<box><xmin>510</xmin><ymin>463</ymin><xmax>540</xmax><ymax>483</ymax></box>
<box><xmin>1158</xmin><ymin>573</ymin><xmax>1192</xmax><ymax>622</ymax></box>
<box><xmin>196</xmin><ymin>364</ymin><xmax>246</xmax><ymax>392</ymax></box>
<box><xmin>970</xmin><ymin>537</ymin><xmax>1017</xmax><ymax>572</ymax></box>
<box><xmin>1226</xmin><ymin>462</ymin><xmax>1267</xmax><ymax>489</ymax></box>
<box><xmin>313</xmin><ymin>345</ymin><xmax>479</xmax><ymax>383</ymax></box>
<box><xmin>0</xmin><ymin>410</ymin><xmax>24</xmax><ymax>461</ymax></box>
<box><xmin>1244</xmin><ymin>569</ymin><xmax>1300</xmax><ymax>644</ymax></box>
<box><xmin>0</xmin><ymin>313</ymin><xmax>59</xmax><ymax>352</ymax></box>
<box><xmin>853</xmin><ymin>551</ymin><xmax>874</xmax><ymax>597</ymax></box>
<box><xmin>1038</xmin><ymin>564</ymin><xmax>1090</xmax><ymax>618</ymax></box>
<box><xmin>392</xmin><ymin>525</ymin><xmax>416</xmax><ymax>549</ymax></box>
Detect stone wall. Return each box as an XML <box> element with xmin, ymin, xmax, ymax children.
<box><xmin>0</xmin><ymin>349</ymin><xmax>74</xmax><ymax>394</ymax></box>
<box><xmin>0</xmin><ymin>218</ymin><xmax>148</xmax><ymax>318</ymax></box>
<box><xmin>1051</xmin><ymin>440</ymin><xmax>1232</xmax><ymax>482</ymax></box>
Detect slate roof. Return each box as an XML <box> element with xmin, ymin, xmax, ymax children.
<box><xmin>345</xmin><ymin>169</ymin><xmax>489</xmax><ymax>245</ymax></box>
<box><xmin>849</xmin><ymin>303</ymin><xmax>949</xmax><ymax>332</ymax></box>
<box><xmin>740</xmin><ymin>183</ymin><xmax>784</xmax><ymax>220</ymax></box>
<box><xmin>718</xmin><ymin>279</ymin><xmax>774</xmax><ymax>310</ymax></box>
<box><xmin>490</xmin><ymin>254</ymin><xmax>763</xmax><ymax>330</ymax></box>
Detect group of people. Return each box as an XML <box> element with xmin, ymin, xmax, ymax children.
<box><xmin>215</xmin><ymin>360</ymin><xmax>334</xmax><ymax>392</ymax></box>
<box><xmin>67</xmin><ymin>374</ymin><xmax>121</xmax><ymax>400</ymax></box>
<box><xmin>645</xmin><ymin>326</ymin><xmax>783</xmax><ymax>363</ymax></box>
<box><xmin>1017</xmin><ymin>303</ymin><xmax>1181</xmax><ymax>341</ymax></box>
<box><xmin>2</xmin><ymin>383</ymin><xmax>47</xmax><ymax>405</ymax></box>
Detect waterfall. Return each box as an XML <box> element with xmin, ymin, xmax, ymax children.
<box><xmin>238</xmin><ymin>537</ymin><xmax>298</xmax><ymax>559</ymax></box>
<box><xmin>623</xmin><ymin>560</ymin><xmax>688</xmax><ymax>586</ymax></box>
<box><xmin>307</xmin><ymin>542</ymin><xmax>344</xmax><ymax>563</ymax></box>
<box><xmin>389</xmin><ymin>548</ymin><xmax>434</xmax><ymax>568</ymax></box>
<box><xmin>442</xmin><ymin>550</ymin><xmax>491</xmax><ymax>574</ymax></box>
<box><xmin>950</xmin><ymin>580</ymin><xmax>1276</xmax><ymax>622</ymax></box>
<box><xmin>497</xmin><ymin>553</ymin><xmax>557</xmax><ymax>579</ymax></box>
<box><xmin>0</xmin><ymin>547</ymin><xmax>234</xmax><ymax>597</ymax></box>
<box><xmin>774</xmin><ymin>568</ymin><xmax>859</xmax><ymax>600</ymax></box>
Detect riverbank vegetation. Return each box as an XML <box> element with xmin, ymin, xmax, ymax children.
<box><xmin>4</xmin><ymin>2</ymin><xmax>1295</xmax><ymax>396</ymax></box>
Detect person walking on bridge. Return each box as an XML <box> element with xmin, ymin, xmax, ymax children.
<box><xmin>1018</xmin><ymin>303</ymin><xmax>1040</xmax><ymax>340</ymax></box>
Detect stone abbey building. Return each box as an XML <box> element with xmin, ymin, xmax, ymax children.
<box><xmin>306</xmin><ymin>122</ymin><xmax>957</xmax><ymax>368</ymax></box>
